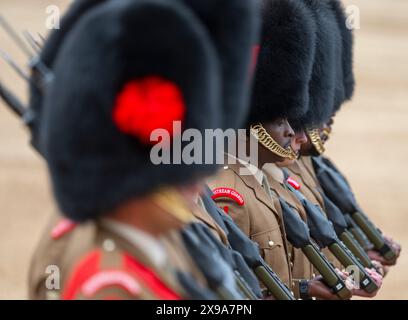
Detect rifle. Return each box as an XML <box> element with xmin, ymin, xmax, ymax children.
<box><xmin>202</xmin><ymin>189</ymin><xmax>295</xmax><ymax>300</ymax></box>
<box><xmin>279</xmin><ymin>198</ymin><xmax>352</xmax><ymax>299</ymax></box>
<box><xmin>312</xmin><ymin>156</ymin><xmax>397</xmax><ymax>263</ymax></box>
<box><xmin>191</xmin><ymin>223</ymin><xmax>260</xmax><ymax>300</ymax></box>
<box><xmin>0</xmin><ymin>80</ymin><xmax>26</xmax><ymax>118</ymax></box>
<box><xmin>344</xmin><ymin>214</ymin><xmax>375</xmax><ymax>251</ymax></box>
<box><xmin>176</xmin><ymin>271</ymin><xmax>218</xmax><ymax>300</ymax></box>
<box><xmin>323</xmin><ymin>194</ymin><xmax>376</xmax><ymax>267</ymax></box>
<box><xmin>283</xmin><ymin>180</ymin><xmax>378</xmax><ymax>293</ymax></box>
<box><xmin>0</xmin><ymin>16</ymin><xmax>52</xmax><ymax>151</ymax></box>
<box><xmin>181</xmin><ymin>225</ymin><xmax>248</xmax><ymax>300</ymax></box>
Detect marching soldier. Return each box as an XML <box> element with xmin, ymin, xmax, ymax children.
<box><xmin>290</xmin><ymin>0</ymin><xmax>401</xmax><ymax>271</ymax></box>
<box><xmin>29</xmin><ymin>0</ymin><xmax>265</xmax><ymax>300</ymax></box>
<box><xmin>209</xmin><ymin>0</ymin><xmax>345</xmax><ymax>299</ymax></box>
<box><xmin>29</xmin><ymin>0</ymin><xmax>233</xmax><ymax>300</ymax></box>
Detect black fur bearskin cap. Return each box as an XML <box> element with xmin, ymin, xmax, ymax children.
<box><xmin>290</xmin><ymin>0</ymin><xmax>343</xmax><ymax>130</ymax></box>
<box><xmin>249</xmin><ymin>0</ymin><xmax>317</xmax><ymax>125</ymax></box>
<box><xmin>181</xmin><ymin>0</ymin><xmax>261</xmax><ymax>129</ymax></box>
<box><xmin>40</xmin><ymin>0</ymin><xmax>223</xmax><ymax>222</ymax></box>
<box><xmin>330</xmin><ymin>0</ymin><xmax>355</xmax><ymax>113</ymax></box>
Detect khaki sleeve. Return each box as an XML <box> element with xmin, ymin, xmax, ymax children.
<box><xmin>214</xmin><ymin>196</ymin><xmax>251</xmax><ymax>237</ymax></box>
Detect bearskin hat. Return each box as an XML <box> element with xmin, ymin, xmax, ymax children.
<box><xmin>249</xmin><ymin>0</ymin><xmax>317</xmax><ymax>125</ymax></box>
<box><xmin>40</xmin><ymin>0</ymin><xmax>224</xmax><ymax>221</ymax></box>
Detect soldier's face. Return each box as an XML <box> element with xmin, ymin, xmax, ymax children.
<box><xmin>277</xmin><ymin>129</ymin><xmax>308</xmax><ymax>167</ymax></box>
<box><xmin>300</xmin><ymin>134</ymin><xmax>319</xmax><ymax>157</ymax></box>
<box><xmin>300</xmin><ymin>119</ymin><xmax>333</xmax><ymax>156</ymax></box>
<box><xmin>292</xmin><ymin>129</ymin><xmax>308</xmax><ymax>156</ymax></box>
<box><xmin>262</xmin><ymin>118</ymin><xmax>295</xmax><ymax>162</ymax></box>
<box><xmin>321</xmin><ymin>117</ymin><xmax>334</xmax><ymax>143</ymax></box>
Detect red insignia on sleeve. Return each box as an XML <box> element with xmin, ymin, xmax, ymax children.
<box><xmin>51</xmin><ymin>219</ymin><xmax>78</xmax><ymax>240</ymax></box>
<box><xmin>212</xmin><ymin>188</ymin><xmax>244</xmax><ymax>206</ymax></box>
<box><xmin>62</xmin><ymin>249</ymin><xmax>181</xmax><ymax>300</ymax></box>
<box><xmin>81</xmin><ymin>270</ymin><xmax>141</xmax><ymax>298</ymax></box>
<box><xmin>286</xmin><ymin>177</ymin><xmax>301</xmax><ymax>190</ymax></box>
<box><xmin>123</xmin><ymin>253</ymin><xmax>181</xmax><ymax>300</ymax></box>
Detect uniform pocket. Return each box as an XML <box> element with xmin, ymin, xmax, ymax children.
<box><xmin>251</xmin><ymin>227</ymin><xmax>284</xmax><ymax>254</ymax></box>
<box><xmin>251</xmin><ymin>227</ymin><xmax>290</xmax><ymax>287</ymax></box>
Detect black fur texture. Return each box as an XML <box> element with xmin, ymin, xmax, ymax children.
<box><xmin>182</xmin><ymin>0</ymin><xmax>261</xmax><ymax>129</ymax></box>
<box><xmin>330</xmin><ymin>0</ymin><xmax>355</xmax><ymax>111</ymax></box>
<box><xmin>249</xmin><ymin>0</ymin><xmax>317</xmax><ymax>125</ymax></box>
<box><xmin>40</xmin><ymin>0</ymin><xmax>222</xmax><ymax>221</ymax></box>
<box><xmin>291</xmin><ymin>0</ymin><xmax>343</xmax><ymax>128</ymax></box>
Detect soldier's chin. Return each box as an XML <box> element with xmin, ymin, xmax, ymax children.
<box><xmin>276</xmin><ymin>156</ymin><xmax>296</xmax><ymax>168</ymax></box>
<box><xmin>300</xmin><ymin>144</ymin><xmax>317</xmax><ymax>157</ymax></box>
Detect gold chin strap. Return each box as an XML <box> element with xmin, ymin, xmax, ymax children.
<box><xmin>321</xmin><ymin>127</ymin><xmax>332</xmax><ymax>141</ymax></box>
<box><xmin>250</xmin><ymin>123</ymin><xmax>297</xmax><ymax>160</ymax></box>
<box><xmin>307</xmin><ymin>128</ymin><xmax>325</xmax><ymax>155</ymax></box>
<box><xmin>152</xmin><ymin>188</ymin><xmax>194</xmax><ymax>224</ymax></box>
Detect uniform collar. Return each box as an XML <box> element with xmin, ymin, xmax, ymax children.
<box><xmin>226</xmin><ymin>153</ymin><xmax>264</xmax><ymax>186</ymax></box>
<box><xmin>262</xmin><ymin>163</ymin><xmax>285</xmax><ymax>184</ymax></box>
<box><xmin>223</xmin><ymin>153</ymin><xmax>283</xmax><ymax>222</ymax></box>
<box><xmin>100</xmin><ymin>218</ymin><xmax>167</xmax><ymax>269</ymax></box>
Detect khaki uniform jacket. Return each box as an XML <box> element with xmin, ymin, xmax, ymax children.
<box><xmin>262</xmin><ymin>168</ymin><xmax>314</xmax><ymax>286</ymax></box>
<box><xmin>29</xmin><ymin>216</ymin><xmax>186</xmax><ymax>300</ymax></box>
<box><xmin>287</xmin><ymin>158</ymin><xmax>343</xmax><ymax>270</ymax></box>
<box><xmin>288</xmin><ymin>158</ymin><xmax>324</xmax><ymax>209</ymax></box>
<box><xmin>192</xmin><ymin>202</ymin><xmax>229</xmax><ymax>246</ymax></box>
<box><xmin>208</xmin><ymin>160</ymin><xmax>292</xmax><ymax>290</ymax></box>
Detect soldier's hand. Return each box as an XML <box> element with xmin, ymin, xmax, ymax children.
<box><xmin>308</xmin><ymin>276</ymin><xmax>343</xmax><ymax>300</ymax></box>
<box><xmin>368</xmin><ymin>250</ymin><xmax>396</xmax><ymax>266</ymax></box>
<box><xmin>384</xmin><ymin>235</ymin><xmax>402</xmax><ymax>258</ymax></box>
<box><xmin>371</xmin><ymin>260</ymin><xmax>386</xmax><ymax>277</ymax></box>
<box><xmin>351</xmin><ymin>268</ymin><xmax>383</xmax><ymax>298</ymax></box>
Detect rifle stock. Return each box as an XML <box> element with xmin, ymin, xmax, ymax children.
<box><xmin>254</xmin><ymin>260</ymin><xmax>295</xmax><ymax>300</ymax></box>
<box><xmin>344</xmin><ymin>214</ymin><xmax>375</xmax><ymax>250</ymax></box>
<box><xmin>328</xmin><ymin>240</ymin><xmax>378</xmax><ymax>293</ymax></box>
<box><xmin>312</xmin><ymin>157</ymin><xmax>397</xmax><ymax>262</ymax></box>
<box><xmin>302</xmin><ymin>243</ymin><xmax>352</xmax><ymax>299</ymax></box>
<box><xmin>322</xmin><ymin>193</ymin><xmax>375</xmax><ymax>269</ymax></box>
<box><xmin>181</xmin><ymin>227</ymin><xmax>245</xmax><ymax>300</ymax></box>
<box><xmin>351</xmin><ymin>211</ymin><xmax>397</xmax><ymax>262</ymax></box>
<box><xmin>279</xmin><ymin>199</ymin><xmax>352</xmax><ymax>299</ymax></box>
<box><xmin>285</xmin><ymin>183</ymin><xmax>378</xmax><ymax>294</ymax></box>
<box><xmin>339</xmin><ymin>230</ymin><xmax>374</xmax><ymax>268</ymax></box>
<box><xmin>203</xmin><ymin>189</ymin><xmax>295</xmax><ymax>300</ymax></box>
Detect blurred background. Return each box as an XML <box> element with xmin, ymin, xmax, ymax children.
<box><xmin>0</xmin><ymin>0</ymin><xmax>407</xmax><ymax>299</ymax></box>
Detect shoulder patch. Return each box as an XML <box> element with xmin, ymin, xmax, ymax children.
<box><xmin>51</xmin><ymin>218</ymin><xmax>78</xmax><ymax>240</ymax></box>
<box><xmin>81</xmin><ymin>270</ymin><xmax>141</xmax><ymax>298</ymax></box>
<box><xmin>123</xmin><ymin>253</ymin><xmax>181</xmax><ymax>300</ymax></box>
<box><xmin>287</xmin><ymin>177</ymin><xmax>301</xmax><ymax>190</ymax></box>
<box><xmin>212</xmin><ymin>187</ymin><xmax>245</xmax><ymax>206</ymax></box>
<box><xmin>62</xmin><ymin>250</ymin><xmax>141</xmax><ymax>300</ymax></box>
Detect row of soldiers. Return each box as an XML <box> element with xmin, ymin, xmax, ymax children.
<box><xmin>0</xmin><ymin>0</ymin><xmax>401</xmax><ymax>300</ymax></box>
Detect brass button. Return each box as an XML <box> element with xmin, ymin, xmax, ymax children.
<box><xmin>268</xmin><ymin>240</ymin><xmax>274</xmax><ymax>247</ymax></box>
<box><xmin>103</xmin><ymin>239</ymin><xmax>116</xmax><ymax>252</ymax></box>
